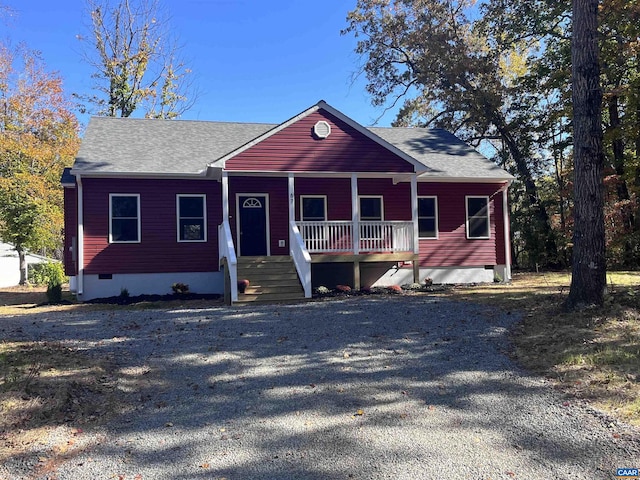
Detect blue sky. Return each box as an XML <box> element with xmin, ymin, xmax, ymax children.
<box><xmin>3</xmin><ymin>0</ymin><xmax>401</xmax><ymax>129</ymax></box>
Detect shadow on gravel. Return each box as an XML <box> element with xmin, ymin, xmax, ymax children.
<box><xmin>1</xmin><ymin>296</ymin><xmax>630</xmax><ymax>478</ymax></box>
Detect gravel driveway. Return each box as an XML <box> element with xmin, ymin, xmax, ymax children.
<box><xmin>1</xmin><ymin>295</ymin><xmax>639</xmax><ymax>479</ymax></box>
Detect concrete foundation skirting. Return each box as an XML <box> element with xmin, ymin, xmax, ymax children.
<box><xmin>371</xmin><ymin>265</ymin><xmax>506</xmax><ymax>286</ymax></box>
<box><xmin>76</xmin><ymin>272</ymin><xmax>224</xmax><ymax>301</ymax></box>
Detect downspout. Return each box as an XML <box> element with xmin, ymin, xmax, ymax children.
<box><xmin>502</xmin><ymin>182</ymin><xmax>512</xmax><ymax>282</ymax></box>
<box><xmin>76</xmin><ymin>174</ymin><xmax>84</xmax><ymax>296</ymax></box>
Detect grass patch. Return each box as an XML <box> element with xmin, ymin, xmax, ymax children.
<box><xmin>445</xmin><ymin>271</ymin><xmax>640</xmax><ymax>426</ymax></box>
<box><xmin>0</xmin><ymin>340</ymin><xmax>120</xmax><ymax>466</ymax></box>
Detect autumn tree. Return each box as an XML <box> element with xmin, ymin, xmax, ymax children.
<box><xmin>77</xmin><ymin>0</ymin><xmax>195</xmax><ymax>118</ymax></box>
<box><xmin>344</xmin><ymin>0</ymin><xmax>561</xmax><ymax>268</ymax></box>
<box><xmin>482</xmin><ymin>0</ymin><xmax>640</xmax><ymax>270</ymax></box>
<box><xmin>566</xmin><ymin>0</ymin><xmax>606</xmax><ymax>308</ymax></box>
<box><xmin>0</xmin><ymin>43</ymin><xmax>80</xmax><ymax>284</ymax></box>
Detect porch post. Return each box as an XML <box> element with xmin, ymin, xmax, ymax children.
<box><xmin>222</xmin><ymin>171</ymin><xmax>229</xmax><ymax>223</ymax></box>
<box><xmin>351</xmin><ymin>174</ymin><xmax>359</xmax><ymax>255</ymax></box>
<box><xmin>411</xmin><ymin>174</ymin><xmax>420</xmax><ymax>283</ymax></box>
<box><xmin>351</xmin><ymin>174</ymin><xmax>360</xmax><ymax>290</ymax></box>
<box><xmin>411</xmin><ymin>174</ymin><xmax>419</xmax><ymax>254</ymax></box>
<box><xmin>288</xmin><ymin>174</ymin><xmax>295</xmax><ymax>226</ymax></box>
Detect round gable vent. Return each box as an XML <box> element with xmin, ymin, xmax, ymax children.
<box><xmin>313</xmin><ymin>120</ymin><xmax>331</xmax><ymax>139</ymax></box>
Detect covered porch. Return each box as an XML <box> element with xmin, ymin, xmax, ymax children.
<box><xmin>218</xmin><ymin>171</ymin><xmax>421</xmax><ymax>303</ymax></box>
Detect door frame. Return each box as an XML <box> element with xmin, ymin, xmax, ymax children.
<box><xmin>235</xmin><ymin>193</ymin><xmax>270</xmax><ymax>257</ymax></box>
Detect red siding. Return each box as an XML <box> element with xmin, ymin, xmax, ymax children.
<box><xmin>417</xmin><ymin>183</ymin><xmax>506</xmax><ymax>267</ymax></box>
<box><xmin>82</xmin><ymin>178</ymin><xmax>222</xmax><ymax>274</ymax></box>
<box><xmin>63</xmin><ymin>187</ymin><xmax>77</xmax><ymax>275</ymax></box>
<box><xmin>358</xmin><ymin>178</ymin><xmax>412</xmax><ymax>221</ymax></box>
<box><xmin>294</xmin><ymin>177</ymin><xmax>351</xmax><ymax>221</ymax></box>
<box><xmin>226</xmin><ymin>110</ymin><xmax>414</xmax><ymax>173</ymax></box>
<box><xmin>229</xmin><ymin>176</ymin><xmax>289</xmax><ymax>256</ymax></box>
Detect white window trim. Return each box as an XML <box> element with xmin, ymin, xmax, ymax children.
<box><xmin>176</xmin><ymin>194</ymin><xmax>207</xmax><ymax>243</ymax></box>
<box><xmin>109</xmin><ymin>193</ymin><xmax>141</xmax><ymax>244</ymax></box>
<box><xmin>465</xmin><ymin>195</ymin><xmax>491</xmax><ymax>240</ymax></box>
<box><xmin>299</xmin><ymin>195</ymin><xmax>328</xmax><ymax>221</ymax></box>
<box><xmin>358</xmin><ymin>195</ymin><xmax>384</xmax><ymax>221</ymax></box>
<box><xmin>418</xmin><ymin>196</ymin><xmax>439</xmax><ymax>239</ymax></box>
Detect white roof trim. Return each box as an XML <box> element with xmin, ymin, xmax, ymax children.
<box><xmin>209</xmin><ymin>100</ymin><xmax>429</xmax><ymax>174</ymax></box>
<box><xmin>417</xmin><ymin>176</ymin><xmax>514</xmax><ymax>184</ymax></box>
<box><xmin>317</xmin><ymin>101</ymin><xmax>428</xmax><ymax>174</ymax></box>
<box><xmin>222</xmin><ymin>169</ymin><xmax>417</xmax><ymax>179</ymax></box>
<box><xmin>209</xmin><ymin>104</ymin><xmax>321</xmax><ymax>168</ymax></box>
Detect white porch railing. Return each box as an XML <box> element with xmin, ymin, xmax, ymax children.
<box><xmin>218</xmin><ymin>220</ymin><xmax>238</xmax><ymax>303</ymax></box>
<box><xmin>297</xmin><ymin>221</ymin><xmax>353</xmax><ymax>253</ymax></box>
<box><xmin>289</xmin><ymin>221</ymin><xmax>312</xmax><ymax>298</ymax></box>
<box><xmin>296</xmin><ymin>221</ymin><xmax>414</xmax><ymax>253</ymax></box>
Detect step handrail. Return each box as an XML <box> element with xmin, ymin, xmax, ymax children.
<box><xmin>289</xmin><ymin>220</ymin><xmax>312</xmax><ymax>298</ymax></box>
<box><xmin>218</xmin><ymin>221</ymin><xmax>238</xmax><ymax>303</ymax></box>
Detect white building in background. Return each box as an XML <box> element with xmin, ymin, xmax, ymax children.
<box><xmin>0</xmin><ymin>242</ymin><xmax>50</xmax><ymax>287</ymax></box>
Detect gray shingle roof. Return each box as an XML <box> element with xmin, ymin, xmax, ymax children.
<box><xmin>72</xmin><ymin>115</ymin><xmax>513</xmax><ymax>181</ymax></box>
<box><xmin>74</xmin><ymin>117</ymin><xmax>275</xmax><ymax>175</ymax></box>
<box><xmin>369</xmin><ymin>127</ymin><xmax>513</xmax><ymax>180</ymax></box>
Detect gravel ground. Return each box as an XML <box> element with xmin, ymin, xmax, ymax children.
<box><xmin>1</xmin><ymin>295</ymin><xmax>639</xmax><ymax>479</ymax></box>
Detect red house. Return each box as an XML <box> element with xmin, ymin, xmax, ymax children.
<box><xmin>62</xmin><ymin>101</ymin><xmax>514</xmax><ymax>303</ymax></box>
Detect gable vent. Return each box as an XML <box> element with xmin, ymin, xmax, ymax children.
<box><xmin>313</xmin><ymin>120</ymin><xmax>331</xmax><ymax>139</ymax></box>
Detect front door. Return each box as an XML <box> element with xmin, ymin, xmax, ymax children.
<box><xmin>238</xmin><ymin>195</ymin><xmax>268</xmax><ymax>256</ymax></box>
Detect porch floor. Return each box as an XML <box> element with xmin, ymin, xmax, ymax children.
<box><xmin>310</xmin><ymin>253</ymin><xmax>418</xmax><ymax>263</ymax></box>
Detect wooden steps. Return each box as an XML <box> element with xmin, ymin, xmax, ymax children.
<box><xmin>236</xmin><ymin>256</ymin><xmax>306</xmax><ymax>304</ymax></box>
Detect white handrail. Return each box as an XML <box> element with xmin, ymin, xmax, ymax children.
<box><xmin>289</xmin><ymin>221</ymin><xmax>312</xmax><ymax>298</ymax></box>
<box><xmin>218</xmin><ymin>221</ymin><xmax>238</xmax><ymax>302</ymax></box>
<box><xmin>296</xmin><ymin>220</ymin><xmax>414</xmax><ymax>253</ymax></box>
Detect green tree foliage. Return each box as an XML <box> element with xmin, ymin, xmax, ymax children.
<box><xmin>0</xmin><ymin>43</ymin><xmax>80</xmax><ymax>284</ymax></box>
<box><xmin>344</xmin><ymin>0</ymin><xmax>640</xmax><ymax>271</ymax></box>
<box><xmin>344</xmin><ymin>0</ymin><xmax>561</xmax><ymax>268</ymax></box>
<box><xmin>78</xmin><ymin>0</ymin><xmax>196</xmax><ymax>119</ymax></box>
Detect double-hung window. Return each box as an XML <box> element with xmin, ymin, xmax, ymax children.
<box><xmin>300</xmin><ymin>196</ymin><xmax>327</xmax><ymax>222</ymax></box>
<box><xmin>466</xmin><ymin>196</ymin><xmax>490</xmax><ymax>239</ymax></box>
<box><xmin>109</xmin><ymin>194</ymin><xmax>140</xmax><ymax>243</ymax></box>
<box><xmin>177</xmin><ymin>194</ymin><xmax>207</xmax><ymax>242</ymax></box>
<box><xmin>300</xmin><ymin>196</ymin><xmax>328</xmax><ymax>251</ymax></box>
<box><xmin>418</xmin><ymin>196</ymin><xmax>438</xmax><ymax>238</ymax></box>
<box><xmin>359</xmin><ymin>196</ymin><xmax>383</xmax><ymax>245</ymax></box>
<box><xmin>359</xmin><ymin>196</ymin><xmax>383</xmax><ymax>222</ymax></box>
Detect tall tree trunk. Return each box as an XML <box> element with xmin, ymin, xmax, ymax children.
<box><xmin>16</xmin><ymin>245</ymin><xmax>27</xmax><ymax>285</ymax></box>
<box><xmin>566</xmin><ymin>0</ymin><xmax>606</xmax><ymax>309</ymax></box>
